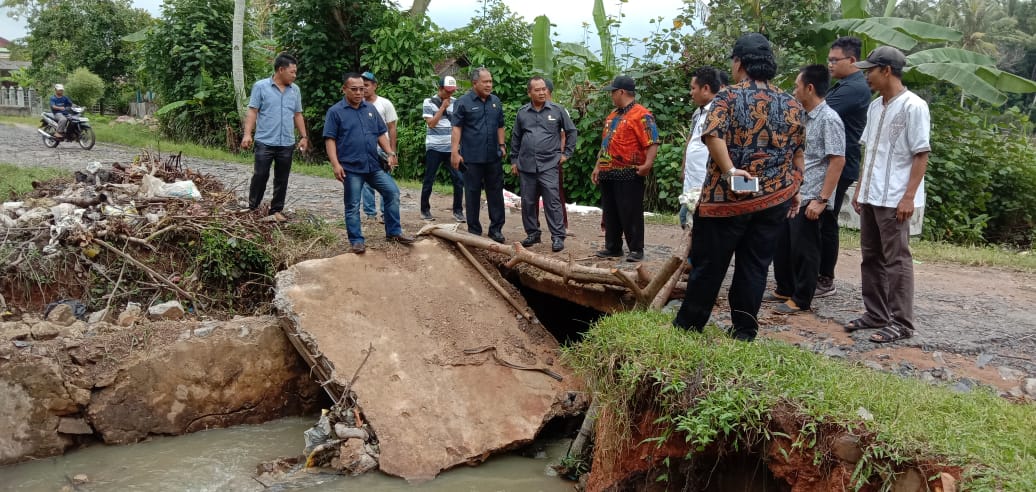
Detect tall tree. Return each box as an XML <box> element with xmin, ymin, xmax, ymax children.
<box><xmin>233</xmin><ymin>0</ymin><xmax>246</xmax><ymax>121</ymax></box>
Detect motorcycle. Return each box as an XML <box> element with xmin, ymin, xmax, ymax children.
<box><xmin>38</xmin><ymin>106</ymin><xmax>95</xmax><ymax>150</ymax></box>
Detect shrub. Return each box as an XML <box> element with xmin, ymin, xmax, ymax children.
<box><xmin>64</xmin><ymin>67</ymin><xmax>105</xmax><ymax>109</ymax></box>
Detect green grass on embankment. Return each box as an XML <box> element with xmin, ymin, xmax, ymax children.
<box><xmin>0</xmin><ymin>163</ymin><xmax>67</xmax><ymax>199</ymax></box>
<box><xmin>564</xmin><ymin>311</ymin><xmax>1036</xmax><ymax>491</ymax></box>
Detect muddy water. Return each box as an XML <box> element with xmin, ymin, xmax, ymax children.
<box><xmin>0</xmin><ymin>417</ymin><xmax>574</xmax><ymax>491</ymax></box>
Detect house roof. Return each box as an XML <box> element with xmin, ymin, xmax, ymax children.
<box><xmin>0</xmin><ymin>37</ymin><xmax>10</xmax><ymax>48</ymax></box>
<box><xmin>0</xmin><ymin>60</ymin><xmax>31</xmax><ymax>71</ymax></box>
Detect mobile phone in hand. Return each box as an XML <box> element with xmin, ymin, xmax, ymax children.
<box><xmin>729</xmin><ymin>175</ymin><xmax>759</xmax><ymax>193</ymax></box>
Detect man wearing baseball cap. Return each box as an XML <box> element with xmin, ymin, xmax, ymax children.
<box><xmin>49</xmin><ymin>83</ymin><xmax>74</xmax><ymax>139</ymax></box>
<box><xmin>420</xmin><ymin>76</ymin><xmax>465</xmax><ymax>222</ymax></box>
<box><xmin>592</xmin><ymin>74</ymin><xmax>659</xmax><ymax>263</ymax></box>
<box><xmin>847</xmin><ymin>46</ymin><xmax>930</xmax><ymax>344</ymax></box>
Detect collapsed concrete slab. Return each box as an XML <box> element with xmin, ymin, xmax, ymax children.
<box><xmin>275</xmin><ymin>240</ymin><xmax>587</xmax><ymax>481</ymax></box>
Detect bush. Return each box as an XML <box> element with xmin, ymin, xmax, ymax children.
<box><xmin>64</xmin><ymin>67</ymin><xmax>105</xmax><ymax>109</ymax></box>
<box><xmin>923</xmin><ymin>101</ymin><xmax>1036</xmax><ymax>247</ymax></box>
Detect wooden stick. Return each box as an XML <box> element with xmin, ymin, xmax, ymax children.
<box><xmin>651</xmin><ymin>229</ymin><xmax>693</xmax><ymax>309</ymax></box>
<box><xmin>93</xmin><ymin>238</ymin><xmax>202</xmax><ymax>308</ymax></box>
<box><xmin>456</xmin><ymin>243</ymin><xmax>533</xmax><ymax>320</ymax></box>
<box><xmin>639</xmin><ymin>256</ymin><xmax>683</xmax><ymax>309</ymax></box>
<box><xmin>612</xmin><ymin>268</ymin><xmax>644</xmax><ymax>302</ymax></box>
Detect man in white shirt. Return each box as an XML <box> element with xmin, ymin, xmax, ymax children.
<box><xmin>679</xmin><ymin>66</ymin><xmax>726</xmax><ymax>229</ymax></box>
<box><xmin>361</xmin><ymin>71</ymin><xmax>398</xmax><ymax>222</ymax></box>
<box><xmin>848</xmin><ymin>46</ymin><xmax>931</xmax><ymax>343</ymax></box>
<box><xmin>420</xmin><ymin>76</ymin><xmax>465</xmax><ymax>222</ymax></box>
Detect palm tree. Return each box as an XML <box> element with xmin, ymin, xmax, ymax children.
<box><xmin>232</xmin><ymin>0</ymin><xmax>246</xmax><ymax>122</ymax></box>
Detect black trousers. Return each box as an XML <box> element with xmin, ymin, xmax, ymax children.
<box><xmin>519</xmin><ymin>166</ymin><xmax>565</xmax><ymax>240</ymax></box>
<box><xmin>819</xmin><ymin>177</ymin><xmax>854</xmax><ymax>278</ymax></box>
<box><xmin>774</xmin><ymin>204</ymin><xmax>822</xmax><ymax>310</ymax></box>
<box><xmin>421</xmin><ymin>149</ymin><xmax>464</xmax><ymax>215</ymax></box>
<box><xmin>249</xmin><ymin>142</ymin><xmax>294</xmax><ymax>213</ymax></box>
<box><xmin>599</xmin><ymin>177</ymin><xmax>645</xmax><ymax>253</ymax></box>
<box><xmin>463</xmin><ymin>161</ymin><xmax>505</xmax><ymax>237</ymax></box>
<box><xmin>673</xmin><ymin>200</ymin><xmax>791</xmax><ymax>340</ymax></box>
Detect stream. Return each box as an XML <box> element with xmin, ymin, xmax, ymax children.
<box><xmin>0</xmin><ymin>416</ymin><xmax>575</xmax><ymax>491</ymax></box>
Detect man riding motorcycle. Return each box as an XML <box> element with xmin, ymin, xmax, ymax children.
<box><xmin>50</xmin><ymin>84</ymin><xmax>73</xmax><ymax>139</ymax></box>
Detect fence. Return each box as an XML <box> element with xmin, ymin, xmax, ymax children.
<box><xmin>0</xmin><ymin>86</ymin><xmax>44</xmax><ymax>116</ymax></box>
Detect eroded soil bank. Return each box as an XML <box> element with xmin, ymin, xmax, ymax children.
<box><xmin>0</xmin><ymin>315</ymin><xmax>324</xmax><ymax>464</ymax></box>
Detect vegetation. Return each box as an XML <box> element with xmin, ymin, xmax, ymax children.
<box><xmin>63</xmin><ymin>68</ymin><xmax>105</xmax><ymax>109</ymax></box>
<box><xmin>565</xmin><ymin>311</ymin><xmax>1036</xmax><ymax>490</ymax></box>
<box><xmin>0</xmin><ymin>163</ymin><xmax>65</xmax><ymax>198</ymax></box>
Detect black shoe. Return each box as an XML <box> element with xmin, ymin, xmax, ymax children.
<box><xmin>453</xmin><ymin>212</ymin><xmax>466</xmax><ymax>223</ymax></box>
<box><xmin>420</xmin><ymin>211</ymin><xmax>435</xmax><ymax>221</ymax></box>
<box><xmin>626</xmin><ymin>250</ymin><xmax>644</xmax><ymax>262</ymax></box>
<box><xmin>595</xmin><ymin>249</ymin><xmax>623</xmax><ymax>258</ymax></box>
<box><xmin>552</xmin><ymin>238</ymin><xmax>565</xmax><ymax>252</ymax></box>
<box><xmin>520</xmin><ymin>234</ymin><xmax>541</xmax><ymax>247</ymax></box>
<box><xmin>489</xmin><ymin>233</ymin><xmax>506</xmax><ymax>244</ymax></box>
<box><xmin>351</xmin><ymin>243</ymin><xmax>366</xmax><ymax>254</ymax></box>
<box><xmin>386</xmin><ymin>234</ymin><xmax>415</xmax><ymax>245</ymax></box>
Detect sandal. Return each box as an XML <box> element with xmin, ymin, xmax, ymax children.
<box><xmin>844</xmin><ymin>318</ymin><xmax>884</xmax><ymax>332</ymax></box>
<box><xmin>869</xmin><ymin>325</ymin><xmax>912</xmax><ymax>344</ymax></box>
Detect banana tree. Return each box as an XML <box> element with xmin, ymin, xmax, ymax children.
<box><xmin>532</xmin><ymin>15</ymin><xmax>553</xmax><ymax>77</ymax></box>
<box><xmin>807</xmin><ymin>0</ymin><xmax>1036</xmax><ymax>105</ymax></box>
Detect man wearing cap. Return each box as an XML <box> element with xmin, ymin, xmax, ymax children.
<box><xmin>848</xmin><ymin>46</ymin><xmax>930</xmax><ymax>344</ymax></box>
<box><xmin>324</xmin><ymin>72</ymin><xmax>414</xmax><ymax>255</ymax></box>
<box><xmin>510</xmin><ymin>76</ymin><xmax>578</xmax><ymax>252</ymax></box>
<box><xmin>360</xmin><ymin>71</ymin><xmax>398</xmax><ymax>222</ymax></box>
<box><xmin>451</xmin><ymin>67</ymin><xmax>507</xmax><ymax>244</ymax></box>
<box><xmin>671</xmin><ymin>33</ymin><xmax>805</xmax><ymax>342</ymax></box>
<box><xmin>816</xmin><ymin>36</ymin><xmax>873</xmax><ymax>298</ymax></box>
<box><xmin>241</xmin><ymin>53</ymin><xmax>309</xmax><ymax>222</ymax></box>
<box><xmin>420</xmin><ymin>76</ymin><xmax>465</xmax><ymax>222</ymax></box>
<box><xmin>591</xmin><ymin>75</ymin><xmax>659</xmax><ymax>262</ymax></box>
<box><xmin>49</xmin><ymin>84</ymin><xmax>74</xmax><ymax>139</ymax></box>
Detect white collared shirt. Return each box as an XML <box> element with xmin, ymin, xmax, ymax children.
<box><xmin>858</xmin><ymin>89</ymin><xmax>930</xmax><ymax>208</ymax></box>
<box><xmin>682</xmin><ymin>101</ymin><xmax>713</xmax><ymax>194</ymax></box>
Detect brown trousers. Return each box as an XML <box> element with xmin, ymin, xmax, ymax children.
<box><xmin>859</xmin><ymin>204</ymin><xmax>915</xmax><ymax>331</ymax></box>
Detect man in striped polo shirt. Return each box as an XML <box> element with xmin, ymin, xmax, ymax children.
<box><xmin>420</xmin><ymin>76</ymin><xmax>465</xmax><ymax>222</ymax></box>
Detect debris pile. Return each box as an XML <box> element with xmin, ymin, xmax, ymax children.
<box><xmin>1</xmin><ymin>151</ymin><xmax>331</xmax><ymax>315</ymax></box>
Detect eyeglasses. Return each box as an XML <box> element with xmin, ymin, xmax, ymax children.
<box><xmin>827</xmin><ymin>56</ymin><xmax>851</xmax><ymax>64</ymax></box>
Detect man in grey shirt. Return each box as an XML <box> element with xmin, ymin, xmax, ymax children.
<box><xmin>770</xmin><ymin>64</ymin><xmax>845</xmax><ymax>314</ymax></box>
<box><xmin>510</xmin><ymin>76</ymin><xmax>577</xmax><ymax>252</ymax></box>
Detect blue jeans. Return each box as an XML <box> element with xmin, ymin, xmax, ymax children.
<box><xmin>362</xmin><ymin>184</ymin><xmax>384</xmax><ymax>218</ymax></box>
<box><xmin>344</xmin><ymin>169</ymin><xmax>402</xmax><ymax>245</ymax></box>
<box><xmin>421</xmin><ymin>149</ymin><xmax>464</xmax><ymax>215</ymax></box>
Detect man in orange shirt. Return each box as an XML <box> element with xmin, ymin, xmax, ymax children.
<box><xmin>591</xmin><ymin>75</ymin><xmax>660</xmax><ymax>262</ymax></box>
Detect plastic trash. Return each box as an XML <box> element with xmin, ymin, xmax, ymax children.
<box><xmin>140</xmin><ymin>174</ymin><xmax>202</xmax><ymax>200</ymax></box>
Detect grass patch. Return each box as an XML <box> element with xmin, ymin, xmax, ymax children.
<box><xmin>565</xmin><ymin>311</ymin><xmax>1036</xmax><ymax>491</ymax></box>
<box><xmin>645</xmin><ymin>211</ymin><xmax>679</xmax><ymax>226</ymax></box>
<box><xmin>0</xmin><ymin>163</ymin><xmax>69</xmax><ymax>199</ymax></box>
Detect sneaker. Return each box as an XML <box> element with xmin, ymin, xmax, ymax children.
<box><xmin>595</xmin><ymin>249</ymin><xmax>623</xmax><ymax>258</ymax></box>
<box><xmin>762</xmin><ymin>292</ymin><xmax>790</xmax><ymax>303</ymax></box>
<box><xmin>351</xmin><ymin>243</ymin><xmax>366</xmax><ymax>254</ymax></box>
<box><xmin>420</xmin><ymin>211</ymin><xmax>435</xmax><ymax>221</ymax></box>
<box><xmin>815</xmin><ymin>276</ymin><xmax>837</xmax><ymax>298</ymax></box>
<box><xmin>453</xmin><ymin>212</ymin><xmax>466</xmax><ymax>223</ymax></box>
<box><xmin>773</xmin><ymin>299</ymin><xmax>806</xmax><ymax>314</ymax></box>
<box><xmin>272</xmin><ymin>212</ymin><xmax>288</xmax><ymax>222</ymax></box>
<box><xmin>626</xmin><ymin>251</ymin><xmax>644</xmax><ymax>262</ymax></box>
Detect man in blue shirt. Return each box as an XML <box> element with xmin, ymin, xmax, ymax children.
<box><xmin>49</xmin><ymin>84</ymin><xmax>73</xmax><ymax>139</ymax></box>
<box><xmin>817</xmin><ymin>36</ymin><xmax>872</xmax><ymax>297</ymax></box>
<box><xmin>324</xmin><ymin>72</ymin><xmax>415</xmax><ymax>254</ymax></box>
<box><xmin>451</xmin><ymin>68</ymin><xmax>507</xmax><ymax>243</ymax></box>
<box><xmin>241</xmin><ymin>53</ymin><xmax>310</xmax><ymax>222</ymax></box>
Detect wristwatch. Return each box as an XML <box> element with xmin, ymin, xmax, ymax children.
<box><xmin>299</xmin><ymin>135</ymin><xmax>308</xmax><ymax>140</ymax></box>
<box><xmin>722</xmin><ymin>167</ymin><xmax>737</xmax><ymax>178</ymax></box>
<box><xmin>815</xmin><ymin>197</ymin><xmax>829</xmax><ymax>204</ymax></box>
<box><xmin>387</xmin><ymin>152</ymin><xmax>397</xmax><ymax>157</ymax></box>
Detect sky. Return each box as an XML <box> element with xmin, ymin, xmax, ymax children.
<box><xmin>1</xmin><ymin>0</ymin><xmax>689</xmax><ymax>53</ymax></box>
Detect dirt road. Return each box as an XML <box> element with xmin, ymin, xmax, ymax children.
<box><xmin>3</xmin><ymin>121</ymin><xmax>1034</xmax><ymax>396</ymax></box>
